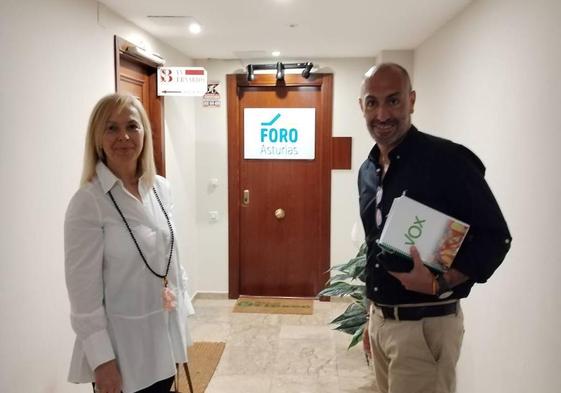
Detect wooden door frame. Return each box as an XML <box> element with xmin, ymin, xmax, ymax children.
<box><xmin>114</xmin><ymin>35</ymin><xmax>166</xmax><ymax>176</ymax></box>
<box><xmin>227</xmin><ymin>73</ymin><xmax>333</xmax><ymax>298</ymax></box>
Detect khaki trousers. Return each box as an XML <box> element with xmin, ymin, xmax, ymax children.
<box><xmin>368</xmin><ymin>303</ymin><xmax>464</xmax><ymax>393</ymax></box>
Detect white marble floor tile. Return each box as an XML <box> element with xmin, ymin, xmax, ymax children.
<box><xmin>205</xmin><ymin>375</ymin><xmax>272</xmax><ymax>393</ymax></box>
<box><xmin>279</xmin><ymin>325</ymin><xmax>334</xmax><ymax>341</ymax></box>
<box><xmin>214</xmin><ymin>343</ymin><xmax>278</xmax><ymax>376</ymax></box>
<box><xmin>190</xmin><ymin>298</ymin><xmax>377</xmax><ymax>392</ymax></box>
<box><xmin>228</xmin><ymin>322</ymin><xmax>281</xmax><ymax>347</ymax></box>
<box><xmin>274</xmin><ymin>339</ymin><xmax>337</xmax><ymax>377</ymax></box>
<box><xmin>270</xmin><ymin>374</ymin><xmax>340</xmax><ymax>393</ymax></box>
<box><xmin>338</xmin><ymin>375</ymin><xmax>380</xmax><ymax>393</ymax></box>
<box><xmin>189</xmin><ymin>320</ymin><xmax>231</xmax><ymax>342</ymax></box>
<box><xmin>332</xmin><ymin>330</ymin><xmax>372</xmax><ymax>379</ymax></box>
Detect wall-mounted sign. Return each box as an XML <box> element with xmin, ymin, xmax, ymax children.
<box><xmin>203</xmin><ymin>81</ymin><xmax>221</xmax><ymax>107</ymax></box>
<box><xmin>157</xmin><ymin>67</ymin><xmax>207</xmax><ymax>96</ymax></box>
<box><xmin>244</xmin><ymin>108</ymin><xmax>316</xmax><ymax>160</ymax></box>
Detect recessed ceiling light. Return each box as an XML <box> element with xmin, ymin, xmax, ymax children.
<box><xmin>189</xmin><ymin>22</ymin><xmax>201</xmax><ymax>34</ymax></box>
<box><xmin>272</xmin><ymin>51</ymin><xmax>281</xmax><ymax>57</ymax></box>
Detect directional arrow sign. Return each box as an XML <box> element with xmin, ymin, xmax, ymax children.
<box><xmin>157</xmin><ymin>67</ymin><xmax>207</xmax><ymax>96</ymax></box>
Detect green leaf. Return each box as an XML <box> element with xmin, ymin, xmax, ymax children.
<box><xmin>349</xmin><ymin>256</ymin><xmax>367</xmax><ymax>280</ymax></box>
<box><xmin>344</xmin><ymin>301</ymin><xmax>365</xmax><ymax>313</ymax></box>
<box><xmin>318</xmin><ymin>281</ymin><xmax>364</xmax><ymax>297</ymax></box>
<box><xmin>336</xmin><ymin>326</ymin><xmax>356</xmax><ymax>335</ymax></box>
<box><xmin>339</xmin><ymin>255</ymin><xmax>365</xmax><ymax>274</ymax></box>
<box><xmin>316</xmin><ymin>242</ymin><xmax>369</xmax><ymax>349</ymax></box>
<box><xmin>335</xmin><ymin>314</ymin><xmax>367</xmax><ymax>331</ymax></box>
<box><xmin>357</xmin><ymin>242</ymin><xmax>368</xmax><ymax>257</ymax></box>
<box><xmin>348</xmin><ymin>325</ymin><xmax>365</xmax><ymax>349</ymax></box>
<box><xmin>350</xmin><ymin>292</ymin><xmax>365</xmax><ymax>302</ymax></box>
<box><xmin>325</xmin><ymin>273</ymin><xmax>352</xmax><ymax>285</ymax></box>
<box><xmin>330</xmin><ymin>305</ymin><xmax>365</xmax><ymax>324</ymax></box>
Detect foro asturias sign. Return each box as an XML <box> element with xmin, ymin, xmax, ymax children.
<box><xmin>244</xmin><ymin>108</ymin><xmax>316</xmax><ymax>160</ymax></box>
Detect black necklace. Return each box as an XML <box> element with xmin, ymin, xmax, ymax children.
<box><xmin>108</xmin><ymin>187</ymin><xmax>174</xmax><ymax>287</ymax></box>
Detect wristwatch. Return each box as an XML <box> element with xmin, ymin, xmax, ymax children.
<box><xmin>436</xmin><ymin>274</ymin><xmax>454</xmax><ymax>299</ymax></box>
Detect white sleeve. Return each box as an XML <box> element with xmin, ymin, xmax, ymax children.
<box><xmin>157</xmin><ymin>176</ymin><xmax>195</xmax><ymax>316</ymax></box>
<box><xmin>64</xmin><ymin>188</ymin><xmax>115</xmax><ymax>370</ymax></box>
<box><xmin>179</xmin><ymin>260</ymin><xmax>195</xmax><ymax>316</ymax></box>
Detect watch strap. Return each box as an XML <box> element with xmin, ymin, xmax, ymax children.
<box><xmin>436</xmin><ymin>274</ymin><xmax>453</xmax><ymax>299</ymax></box>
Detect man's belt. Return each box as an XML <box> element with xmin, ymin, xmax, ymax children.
<box><xmin>375</xmin><ymin>301</ymin><xmax>458</xmax><ymax>321</ymax></box>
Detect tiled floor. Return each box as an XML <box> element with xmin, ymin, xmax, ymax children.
<box><xmin>188</xmin><ymin>297</ymin><xmax>378</xmax><ymax>393</ymax></box>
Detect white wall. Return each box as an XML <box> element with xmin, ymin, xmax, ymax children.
<box><xmin>413</xmin><ymin>0</ymin><xmax>561</xmax><ymax>392</ymax></box>
<box><xmin>0</xmin><ymin>1</ymin><xmax>196</xmax><ymax>391</ymax></box>
<box><xmin>376</xmin><ymin>50</ymin><xmax>415</xmax><ymax>81</ymax></box>
<box><xmin>191</xmin><ymin>58</ymin><xmax>375</xmax><ymax>293</ymax></box>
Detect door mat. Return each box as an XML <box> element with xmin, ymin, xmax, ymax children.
<box><xmin>233</xmin><ymin>296</ymin><xmax>314</xmax><ymax>315</ymax></box>
<box><xmin>175</xmin><ymin>341</ymin><xmax>226</xmax><ymax>393</ymax></box>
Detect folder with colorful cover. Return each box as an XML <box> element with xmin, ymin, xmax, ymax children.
<box><xmin>377</xmin><ymin>195</ymin><xmax>470</xmax><ymax>272</ymax></box>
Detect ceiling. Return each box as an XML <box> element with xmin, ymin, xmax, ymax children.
<box><xmin>99</xmin><ymin>0</ymin><xmax>472</xmax><ymax>60</ymax></box>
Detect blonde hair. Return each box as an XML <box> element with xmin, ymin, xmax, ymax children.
<box><xmin>80</xmin><ymin>93</ymin><xmax>156</xmax><ymax>187</ymax></box>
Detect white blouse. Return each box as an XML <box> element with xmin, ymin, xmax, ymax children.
<box><xmin>64</xmin><ymin>162</ymin><xmax>194</xmax><ymax>393</ymax></box>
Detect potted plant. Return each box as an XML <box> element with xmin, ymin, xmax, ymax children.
<box><xmin>319</xmin><ymin>242</ymin><xmax>368</xmax><ymax>349</ymax></box>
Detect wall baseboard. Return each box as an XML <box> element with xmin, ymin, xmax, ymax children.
<box><xmin>191</xmin><ymin>292</ymin><xmax>353</xmax><ymax>303</ymax></box>
<box><xmin>192</xmin><ymin>291</ymin><xmax>229</xmax><ymax>300</ymax></box>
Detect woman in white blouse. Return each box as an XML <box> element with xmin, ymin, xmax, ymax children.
<box><xmin>64</xmin><ymin>93</ymin><xmax>193</xmax><ymax>393</ymax></box>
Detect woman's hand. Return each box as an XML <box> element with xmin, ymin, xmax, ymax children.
<box><xmin>94</xmin><ymin>359</ymin><xmax>122</xmax><ymax>393</ymax></box>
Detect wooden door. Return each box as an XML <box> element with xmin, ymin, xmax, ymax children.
<box><xmin>227</xmin><ymin>74</ymin><xmax>333</xmax><ymax>298</ymax></box>
<box><xmin>115</xmin><ymin>36</ymin><xmax>165</xmax><ymax>175</ymax></box>
<box><xmin>118</xmin><ymin>57</ymin><xmax>150</xmax><ymax>111</ymax></box>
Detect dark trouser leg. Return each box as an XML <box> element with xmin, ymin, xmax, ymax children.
<box><xmin>136</xmin><ymin>376</ymin><xmax>175</xmax><ymax>393</ymax></box>
<box><xmin>92</xmin><ymin>376</ymin><xmax>175</xmax><ymax>393</ymax></box>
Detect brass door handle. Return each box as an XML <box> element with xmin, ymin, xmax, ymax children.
<box><xmin>274</xmin><ymin>208</ymin><xmax>285</xmax><ymax>220</ymax></box>
<box><xmin>242</xmin><ymin>189</ymin><xmax>250</xmax><ymax>206</ymax></box>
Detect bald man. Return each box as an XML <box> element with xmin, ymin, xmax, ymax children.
<box><xmin>357</xmin><ymin>63</ymin><xmax>511</xmax><ymax>393</ymax></box>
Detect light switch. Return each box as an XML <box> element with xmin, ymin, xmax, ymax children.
<box><xmin>208</xmin><ymin>210</ymin><xmax>219</xmax><ymax>222</ymax></box>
